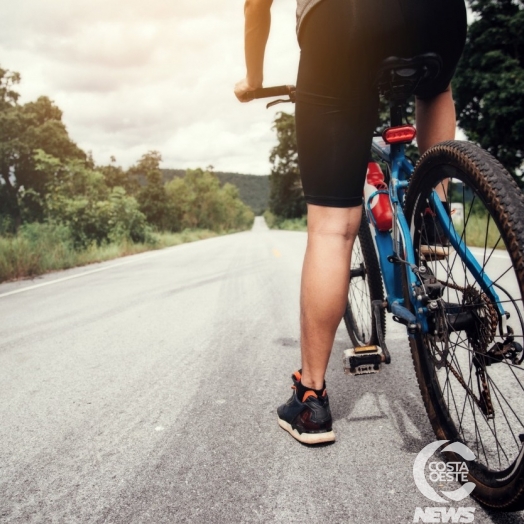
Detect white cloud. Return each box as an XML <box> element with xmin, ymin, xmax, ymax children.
<box><xmin>0</xmin><ymin>0</ymin><xmax>300</xmax><ymax>174</ymax></box>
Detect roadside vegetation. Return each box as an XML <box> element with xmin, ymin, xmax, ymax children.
<box><xmin>263</xmin><ymin>210</ymin><xmax>306</xmax><ymax>231</ymax></box>
<box><xmin>0</xmin><ymin>224</ymin><xmax>218</xmax><ymax>282</ymax></box>
<box><xmin>0</xmin><ymin>69</ymin><xmax>254</xmax><ymax>283</ymax></box>
<box><xmin>163</xmin><ymin>169</ymin><xmax>269</xmax><ymax>216</ymax></box>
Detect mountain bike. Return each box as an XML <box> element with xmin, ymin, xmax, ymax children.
<box><xmin>249</xmin><ymin>54</ymin><xmax>524</xmax><ymax>511</ymax></box>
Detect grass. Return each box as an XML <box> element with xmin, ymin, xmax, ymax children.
<box><xmin>0</xmin><ymin>224</ymin><xmax>226</xmax><ymax>284</ymax></box>
<box><xmin>454</xmin><ymin>213</ymin><xmax>504</xmax><ymax>250</ymax></box>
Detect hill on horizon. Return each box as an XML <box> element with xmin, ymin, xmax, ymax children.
<box><xmin>162</xmin><ymin>169</ymin><xmax>269</xmax><ymax>216</ymax></box>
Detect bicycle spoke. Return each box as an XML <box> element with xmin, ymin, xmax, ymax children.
<box><xmin>406</xmin><ymin>141</ymin><xmax>524</xmax><ymax>506</ymax></box>
<box><xmin>345</xmin><ymin>223</ymin><xmax>383</xmax><ymax>348</ymax></box>
<box><xmin>487</xmin><ymin>374</ymin><xmax>522</xmax><ymax>447</ymax></box>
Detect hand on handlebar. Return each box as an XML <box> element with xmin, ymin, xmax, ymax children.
<box><xmin>234</xmin><ymin>82</ymin><xmax>297</xmax><ymax>107</ymax></box>
<box><xmin>234</xmin><ymin>78</ymin><xmax>260</xmax><ymax>103</ymax></box>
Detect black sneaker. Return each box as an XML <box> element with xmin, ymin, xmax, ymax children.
<box><xmin>420</xmin><ymin>201</ymin><xmax>452</xmax><ymax>259</ymax></box>
<box><xmin>277</xmin><ymin>371</ymin><xmax>335</xmax><ymax>445</ymax></box>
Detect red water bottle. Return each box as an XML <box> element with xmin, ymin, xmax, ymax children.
<box><xmin>363</xmin><ymin>162</ymin><xmax>393</xmax><ymax>232</ymax></box>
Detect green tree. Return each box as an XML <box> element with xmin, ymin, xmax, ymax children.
<box><xmin>0</xmin><ymin>68</ymin><xmax>86</xmax><ymax>226</ymax></box>
<box><xmin>99</xmin><ymin>156</ymin><xmax>138</xmax><ymax>194</ymax></box>
<box><xmin>0</xmin><ymin>69</ymin><xmax>23</xmax><ymax>226</ymax></box>
<box><xmin>129</xmin><ymin>151</ymin><xmax>173</xmax><ymax>231</ymax></box>
<box><xmin>165</xmin><ymin>168</ymin><xmax>254</xmax><ymax>231</ymax></box>
<box><xmin>453</xmin><ymin>0</ymin><xmax>524</xmax><ymax>179</ymax></box>
<box><xmin>268</xmin><ymin>112</ymin><xmax>306</xmax><ymax>219</ymax></box>
<box><xmin>35</xmin><ymin>150</ymin><xmax>148</xmax><ymax>247</ymax></box>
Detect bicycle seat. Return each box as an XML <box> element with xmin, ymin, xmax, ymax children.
<box><xmin>376</xmin><ymin>53</ymin><xmax>442</xmax><ymax>103</ymax></box>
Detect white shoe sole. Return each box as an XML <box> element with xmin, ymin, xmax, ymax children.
<box><xmin>278</xmin><ymin>417</ymin><xmax>336</xmax><ymax>444</ymax></box>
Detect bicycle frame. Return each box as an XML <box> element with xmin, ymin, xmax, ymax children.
<box><xmin>249</xmin><ymin>83</ymin><xmax>507</xmax><ymax>337</ymax></box>
<box><xmin>368</xmin><ymin>136</ymin><xmax>506</xmax><ymax>338</ymax></box>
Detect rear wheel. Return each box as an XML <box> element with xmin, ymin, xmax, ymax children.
<box><xmin>405</xmin><ymin>141</ymin><xmax>524</xmax><ymax>511</ymax></box>
<box><xmin>344</xmin><ymin>208</ymin><xmax>385</xmax><ymax>347</ymax></box>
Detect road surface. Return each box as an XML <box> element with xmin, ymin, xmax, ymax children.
<box><xmin>0</xmin><ymin>217</ymin><xmax>522</xmax><ymax>523</ymax></box>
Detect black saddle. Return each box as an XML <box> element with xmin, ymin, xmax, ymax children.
<box><xmin>376</xmin><ymin>53</ymin><xmax>442</xmax><ymax>102</ymax></box>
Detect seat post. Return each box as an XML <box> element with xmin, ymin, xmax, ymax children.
<box><xmin>389</xmin><ymin>102</ymin><xmax>406</xmax><ymax>157</ymax></box>
<box><xmin>390</xmin><ymin>103</ymin><xmax>403</xmax><ymax>127</ymax></box>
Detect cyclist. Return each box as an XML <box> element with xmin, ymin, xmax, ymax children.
<box><xmin>235</xmin><ymin>0</ymin><xmax>467</xmax><ymax>444</ymax></box>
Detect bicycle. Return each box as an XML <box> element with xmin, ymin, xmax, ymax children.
<box><xmin>248</xmin><ymin>53</ymin><xmax>524</xmax><ymax>512</ymax></box>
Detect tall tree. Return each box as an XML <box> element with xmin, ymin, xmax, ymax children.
<box><xmin>99</xmin><ymin>156</ymin><xmax>138</xmax><ymax>194</ymax></box>
<box><xmin>0</xmin><ymin>68</ymin><xmax>23</xmax><ymax>223</ymax></box>
<box><xmin>18</xmin><ymin>96</ymin><xmax>86</xmax><ymax>193</ymax></box>
<box><xmin>268</xmin><ymin>112</ymin><xmax>306</xmax><ymax>219</ymax></box>
<box><xmin>129</xmin><ymin>151</ymin><xmax>172</xmax><ymax>230</ymax></box>
<box><xmin>34</xmin><ymin>150</ymin><xmax>148</xmax><ymax>247</ymax></box>
<box><xmin>0</xmin><ymin>68</ymin><xmax>86</xmax><ymax>226</ymax></box>
<box><xmin>165</xmin><ymin>168</ymin><xmax>254</xmax><ymax>232</ymax></box>
<box><xmin>453</xmin><ymin>0</ymin><xmax>524</xmax><ymax>179</ymax></box>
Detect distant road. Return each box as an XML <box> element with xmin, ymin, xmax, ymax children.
<box><xmin>0</xmin><ymin>217</ymin><xmax>520</xmax><ymax>523</ymax></box>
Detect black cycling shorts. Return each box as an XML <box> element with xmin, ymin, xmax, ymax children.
<box><xmin>296</xmin><ymin>0</ymin><xmax>467</xmax><ymax>208</ymax></box>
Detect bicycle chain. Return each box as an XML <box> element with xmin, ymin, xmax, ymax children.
<box><xmin>425</xmin><ymin>300</ymin><xmax>490</xmax><ymax>417</ymax></box>
<box><xmin>431</xmin><ymin>280</ymin><xmax>498</xmax><ymax>418</ymax></box>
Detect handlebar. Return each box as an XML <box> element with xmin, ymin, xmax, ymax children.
<box><xmin>248</xmin><ymin>85</ymin><xmax>296</xmax><ymax>100</ymax></box>
<box><xmin>245</xmin><ymin>85</ymin><xmax>296</xmax><ymax>107</ymax></box>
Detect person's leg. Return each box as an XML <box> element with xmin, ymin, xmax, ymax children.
<box><xmin>415</xmin><ymin>85</ymin><xmax>456</xmax><ymax>155</ymax></box>
<box><xmin>411</xmin><ymin>0</ymin><xmax>467</xmax><ymax>157</ymax></box>
<box><xmin>415</xmin><ymin>86</ymin><xmax>456</xmax><ymax>256</ymax></box>
<box><xmin>299</xmin><ymin>204</ymin><xmax>362</xmax><ymax>390</ymax></box>
<box><xmin>416</xmin><ymin>85</ymin><xmax>456</xmax><ymax>201</ymax></box>
<box><xmin>277</xmin><ymin>0</ymin><xmax>376</xmax><ymax>444</ymax></box>
<box><xmin>276</xmin><ymin>203</ymin><xmax>362</xmax><ymax>444</ymax></box>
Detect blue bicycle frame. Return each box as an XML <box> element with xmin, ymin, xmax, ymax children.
<box><xmin>367</xmin><ymin>136</ymin><xmax>505</xmax><ymax>338</ymax></box>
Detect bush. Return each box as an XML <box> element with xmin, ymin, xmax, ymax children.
<box><xmin>106</xmin><ymin>187</ymin><xmax>152</xmax><ymax>244</ymax></box>
<box><xmin>165</xmin><ymin>169</ymin><xmax>254</xmax><ymax>232</ymax></box>
<box><xmin>263</xmin><ymin>210</ymin><xmax>278</xmax><ymax>228</ymax></box>
<box><xmin>0</xmin><ymin>224</ymin><xmax>222</xmax><ymax>283</ymax></box>
<box><xmin>263</xmin><ymin>210</ymin><xmax>307</xmax><ymax>231</ymax></box>
<box><xmin>46</xmin><ymin>189</ymin><xmax>150</xmax><ymax>248</ymax></box>
<box><xmin>31</xmin><ymin>152</ymin><xmax>150</xmax><ymax>247</ymax></box>
<box><xmin>0</xmin><ymin>222</ymin><xmax>75</xmax><ymax>281</ymax></box>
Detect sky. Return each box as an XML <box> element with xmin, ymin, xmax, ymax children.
<box><xmin>0</xmin><ymin>0</ymin><xmax>300</xmax><ymax>175</ymax></box>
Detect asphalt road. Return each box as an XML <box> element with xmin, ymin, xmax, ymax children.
<box><xmin>1</xmin><ymin>217</ymin><xmax>523</xmax><ymax>523</ymax></box>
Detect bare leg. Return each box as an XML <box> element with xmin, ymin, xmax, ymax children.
<box><xmin>299</xmin><ymin>204</ymin><xmax>362</xmax><ymax>390</ymax></box>
<box><xmin>416</xmin><ymin>85</ymin><xmax>456</xmax><ymax>154</ymax></box>
<box><xmin>298</xmin><ymin>89</ymin><xmax>457</xmax><ymax>390</ymax></box>
<box><xmin>416</xmin><ymin>85</ymin><xmax>456</xmax><ymax>199</ymax></box>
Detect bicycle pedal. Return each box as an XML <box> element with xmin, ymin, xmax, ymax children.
<box><xmin>343</xmin><ymin>346</ymin><xmax>384</xmax><ymax>376</ymax></box>
<box><xmin>420</xmin><ymin>245</ymin><xmax>453</xmax><ymax>261</ymax></box>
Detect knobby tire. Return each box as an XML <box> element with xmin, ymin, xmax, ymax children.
<box><xmin>404</xmin><ymin>140</ymin><xmax>524</xmax><ymax>511</ymax></box>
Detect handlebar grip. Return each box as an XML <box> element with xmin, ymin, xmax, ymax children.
<box><xmin>247</xmin><ymin>85</ymin><xmax>295</xmax><ymax>100</ymax></box>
